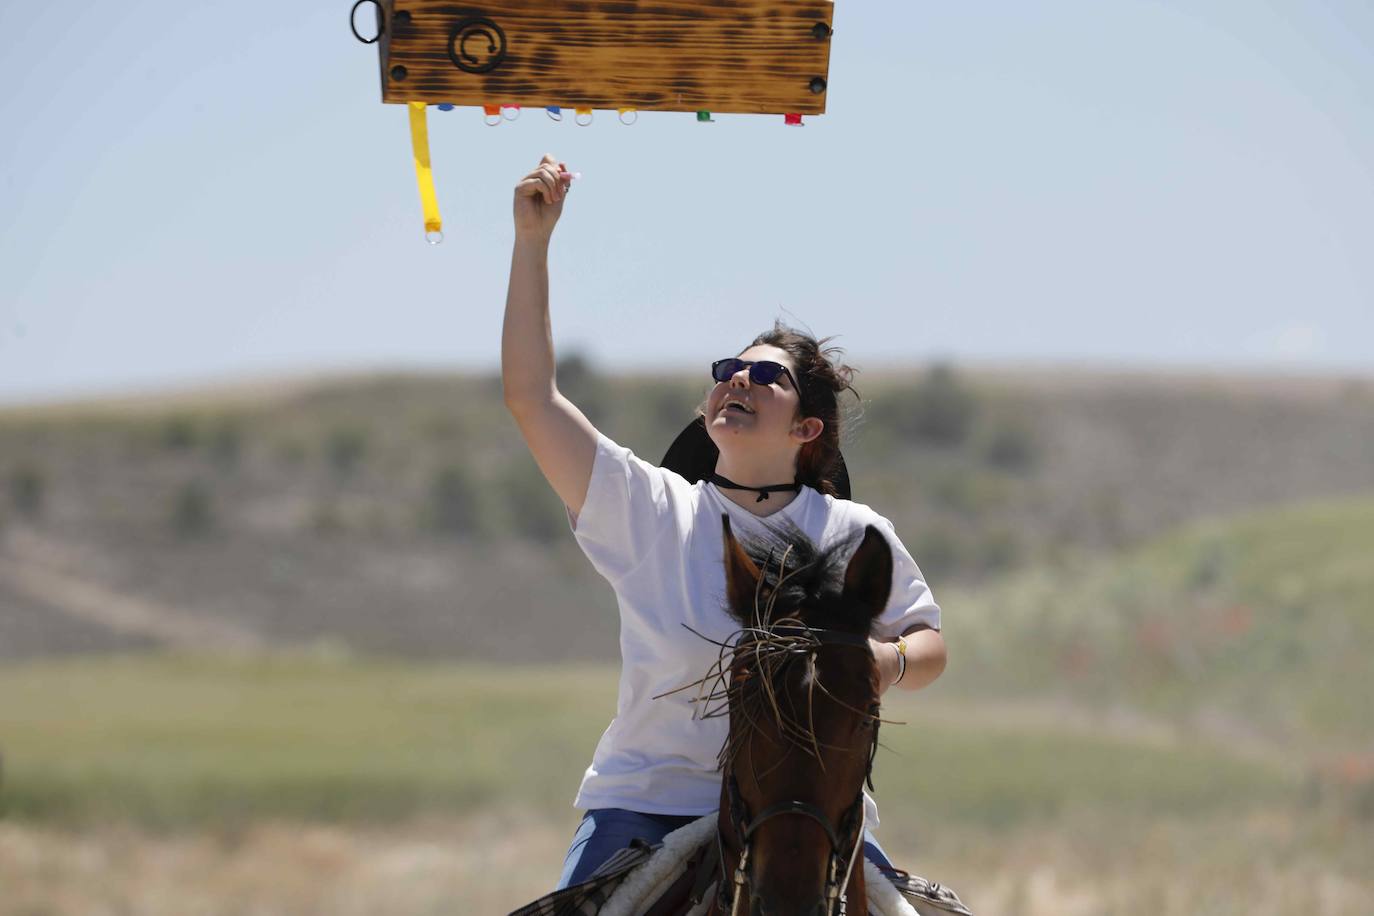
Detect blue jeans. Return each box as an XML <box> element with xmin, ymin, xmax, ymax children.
<box><xmin>556</xmin><ymin>807</ymin><xmax>896</xmax><ymax>890</ymax></box>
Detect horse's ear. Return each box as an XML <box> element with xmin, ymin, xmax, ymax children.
<box><xmin>842</xmin><ymin>525</ymin><xmax>893</xmax><ymax>621</ymax></box>
<box><xmin>721</xmin><ymin>514</ymin><xmax>762</xmax><ymax>623</ymax></box>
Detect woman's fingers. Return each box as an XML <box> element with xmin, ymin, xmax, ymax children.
<box><xmin>516</xmin><ymin>155</ymin><xmax>568</xmax><ymax>206</ymax></box>
<box><xmin>536</xmin><ymin>168</ymin><xmax>556</xmax><ymax>204</ymax></box>
<box><xmin>538</xmin><ymin>153</ymin><xmax>561</xmax><ymax>200</ymax></box>
<box><xmin>536</xmin><ymin>165</ymin><xmax>554</xmax><ymax>197</ymax></box>
<box><xmin>515</xmin><ymin>177</ymin><xmax>547</xmax><ymax>205</ymax></box>
<box><xmin>536</xmin><ymin>168</ymin><xmax>564</xmax><ymax>204</ymax></box>
<box><xmin>518</xmin><ymin>170</ymin><xmax>556</xmax><ymax>205</ymax></box>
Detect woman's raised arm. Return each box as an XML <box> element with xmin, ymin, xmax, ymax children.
<box><xmin>502</xmin><ymin>154</ymin><xmax>598</xmax><ymax>519</ymax></box>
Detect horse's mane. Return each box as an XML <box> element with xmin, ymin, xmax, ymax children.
<box><xmin>655</xmin><ymin>517</ymin><xmax>887</xmax><ymax>778</ymax></box>
<box><xmin>668</xmin><ymin>519</ymin><xmax>882</xmax><ymax>774</ymax></box>
<box><xmin>727</xmin><ymin>518</ymin><xmax>871</xmax><ymax>637</ymax></box>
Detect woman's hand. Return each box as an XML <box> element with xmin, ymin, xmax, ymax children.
<box><xmin>873</xmin><ymin>629</ymin><xmax>946</xmax><ymax>693</ymax></box>
<box><xmin>514</xmin><ymin>153</ymin><xmax>572</xmax><ymax>242</ymax></box>
<box><xmin>869</xmin><ymin>637</ymin><xmax>901</xmax><ymax>694</ymax></box>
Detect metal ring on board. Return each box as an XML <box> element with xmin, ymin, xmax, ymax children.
<box><xmin>546</xmin><ymin>107</ymin><xmax>563</xmax><ymax>122</ymax></box>
<box><xmin>484</xmin><ymin>112</ymin><xmax>503</xmax><ymax>126</ymax></box>
<box><xmin>502</xmin><ymin>104</ymin><xmax>521</xmax><ymax>121</ymax></box>
<box><xmin>425</xmin><ymin>230</ymin><xmax>444</xmax><ymax>245</ymax></box>
<box><xmin>350</xmin><ymin>0</ymin><xmax>383</xmax><ymax>44</ymax></box>
<box><xmin>618</xmin><ymin>108</ymin><xmax>638</xmax><ymax>126</ymax></box>
<box><xmin>575</xmin><ymin>109</ymin><xmax>594</xmax><ymax>126</ymax></box>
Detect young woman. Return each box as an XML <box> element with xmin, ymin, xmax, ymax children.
<box><xmin>502</xmin><ymin>154</ymin><xmax>948</xmax><ymax>889</ymax></box>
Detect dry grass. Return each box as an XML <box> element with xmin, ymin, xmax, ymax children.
<box><xmin>0</xmin><ymin>811</ymin><xmax>567</xmax><ymax>916</ymax></box>
<box><xmin>1</xmin><ymin>810</ymin><xmax>1369</xmax><ymax>915</ymax></box>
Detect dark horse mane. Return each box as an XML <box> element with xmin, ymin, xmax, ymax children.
<box><xmin>726</xmin><ymin>517</ymin><xmax>874</xmax><ymax>637</ymax></box>
<box><xmin>662</xmin><ymin>518</ymin><xmax>883</xmax><ymax>778</ymax></box>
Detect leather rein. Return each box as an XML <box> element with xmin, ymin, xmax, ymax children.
<box><xmin>716</xmin><ymin>626</ymin><xmax>880</xmax><ymax>916</ymax></box>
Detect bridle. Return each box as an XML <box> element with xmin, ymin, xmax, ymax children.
<box><xmin>715</xmin><ymin>625</ymin><xmax>880</xmax><ymax>916</ymax></box>
<box><xmin>719</xmin><ymin>772</ymin><xmax>867</xmax><ymax>916</ymax></box>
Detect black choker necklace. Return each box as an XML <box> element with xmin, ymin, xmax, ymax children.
<box><xmin>708</xmin><ymin>472</ymin><xmax>801</xmax><ymax>503</ymax></box>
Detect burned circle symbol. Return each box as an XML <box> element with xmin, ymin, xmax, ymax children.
<box><xmin>448</xmin><ymin>18</ymin><xmax>507</xmax><ymax>74</ymax></box>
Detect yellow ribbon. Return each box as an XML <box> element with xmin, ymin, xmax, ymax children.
<box><xmin>408</xmin><ymin>101</ymin><xmax>443</xmax><ymax>241</ymax></box>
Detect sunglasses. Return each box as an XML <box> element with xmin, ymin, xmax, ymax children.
<box><xmin>711</xmin><ymin>358</ymin><xmax>804</xmax><ymax>407</ymax></box>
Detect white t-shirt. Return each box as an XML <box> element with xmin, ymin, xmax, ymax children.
<box><xmin>565</xmin><ymin>430</ymin><xmax>941</xmax><ymax>830</ymax></box>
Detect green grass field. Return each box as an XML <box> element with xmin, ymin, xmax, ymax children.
<box><xmin>0</xmin><ymin>653</ymin><xmax>1303</xmax><ymax>832</ymax></box>
<box><xmin>0</xmin><ymin>655</ymin><xmax>613</xmax><ymax>827</ymax></box>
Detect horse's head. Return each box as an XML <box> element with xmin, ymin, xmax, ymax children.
<box><xmin>716</xmin><ymin>513</ymin><xmax>892</xmax><ymax>916</ymax></box>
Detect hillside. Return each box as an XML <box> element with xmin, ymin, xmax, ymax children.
<box><xmin>1</xmin><ymin>362</ymin><xmax>1372</xmax><ymax>663</ymax></box>
<box><xmin>938</xmin><ymin>496</ymin><xmax>1374</xmax><ymax>753</ymax></box>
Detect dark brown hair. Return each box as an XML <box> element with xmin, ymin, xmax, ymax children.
<box><xmin>696</xmin><ymin>319</ymin><xmax>862</xmax><ymax>497</ymax></box>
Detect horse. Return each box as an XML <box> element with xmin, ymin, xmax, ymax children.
<box><xmin>507</xmin><ymin>512</ymin><xmax>973</xmax><ymax>916</ymax></box>
<box><xmin>702</xmin><ymin>512</ymin><xmax>893</xmax><ymax>916</ymax></box>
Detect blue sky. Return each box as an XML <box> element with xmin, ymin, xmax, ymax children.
<box><xmin>2</xmin><ymin>1</ymin><xmax>1371</xmax><ymax>405</ymax></box>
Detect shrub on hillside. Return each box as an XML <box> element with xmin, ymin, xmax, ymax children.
<box><xmin>976</xmin><ymin>526</ymin><xmax>1020</xmax><ymax>576</ymax></box>
<box><xmin>10</xmin><ymin>463</ymin><xmax>45</xmax><ymax>519</ymax></box>
<box><xmin>1187</xmin><ymin>538</ymin><xmax>1234</xmax><ymax>590</ymax></box>
<box><xmin>927</xmin><ymin>468</ymin><xmax>980</xmax><ymax>516</ymax></box>
<box><xmin>326</xmin><ymin>426</ymin><xmax>368</xmax><ymax>477</ymax></box>
<box><xmin>208</xmin><ymin>418</ymin><xmax>243</xmax><ymax>470</ymax></box>
<box><xmin>496</xmin><ymin>460</ymin><xmax>567</xmax><ymax>544</ymax></box>
<box><xmin>924</xmin><ymin>467</ymin><xmax>1015</xmax><ymax>521</ymax></box>
<box><xmin>879</xmin><ymin>364</ymin><xmax>978</xmax><ymax>447</ymax></box>
<box><xmin>556</xmin><ymin>351</ymin><xmax>610</xmax><ymax>425</ymax></box>
<box><xmin>311</xmin><ymin>500</ymin><xmax>345</xmax><ymax>536</ymax></box>
<box><xmin>647</xmin><ymin>384</ymin><xmax>704</xmax><ymax>441</ymax></box>
<box><xmin>426</xmin><ymin>465</ymin><xmax>484</xmax><ymax>537</ymax></box>
<box><xmin>161</xmin><ymin>414</ymin><xmax>201</xmax><ymax>451</ymax></box>
<box><xmin>172</xmin><ymin>480</ymin><xmax>214</xmax><ymax>536</ymax></box>
<box><xmin>274</xmin><ymin>437</ymin><xmax>307</xmax><ymax>468</ymax></box>
<box><xmin>911</xmin><ymin>528</ymin><xmax>963</xmax><ymax>581</ymax></box>
<box><xmin>1087</xmin><ymin>486</ymin><xmax>1128</xmax><ymax>549</ymax></box>
<box><xmin>980</xmin><ymin>415</ymin><xmax>1038</xmax><ymax>472</ymax></box>
<box><xmin>419</xmin><ymin>412</ymin><xmax>463</xmax><ymax>443</ymax></box>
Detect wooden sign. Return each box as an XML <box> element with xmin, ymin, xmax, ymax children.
<box><xmin>365</xmin><ymin>0</ymin><xmax>835</xmax><ymax>116</ymax></box>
